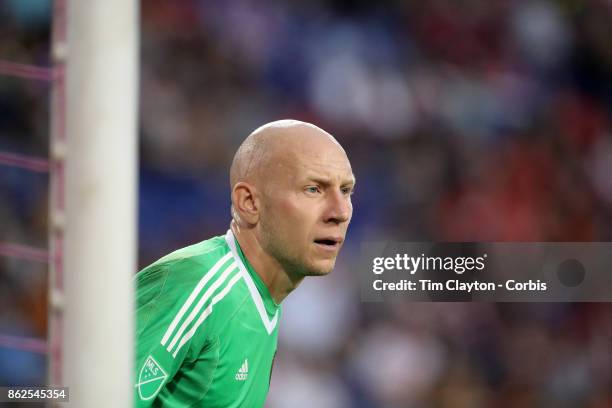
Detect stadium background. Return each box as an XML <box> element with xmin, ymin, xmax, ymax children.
<box><xmin>1</xmin><ymin>0</ymin><xmax>612</xmax><ymax>406</ymax></box>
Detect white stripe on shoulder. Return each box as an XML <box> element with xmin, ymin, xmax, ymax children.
<box><xmin>166</xmin><ymin>262</ymin><xmax>238</xmax><ymax>353</ymax></box>
<box><xmin>172</xmin><ymin>272</ymin><xmax>243</xmax><ymax>357</ymax></box>
<box><xmin>160</xmin><ymin>251</ymin><xmax>232</xmax><ymax>347</ymax></box>
<box><xmin>225</xmin><ymin>229</ymin><xmax>279</xmax><ymax>335</ymax></box>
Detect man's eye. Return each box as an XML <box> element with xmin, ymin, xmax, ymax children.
<box><xmin>342</xmin><ymin>187</ymin><xmax>354</xmax><ymax>195</ymax></box>
<box><xmin>305</xmin><ymin>186</ymin><xmax>320</xmax><ymax>194</ymax></box>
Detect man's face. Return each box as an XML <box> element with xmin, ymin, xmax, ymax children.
<box><xmin>258</xmin><ymin>137</ymin><xmax>355</xmax><ymax>277</ymax></box>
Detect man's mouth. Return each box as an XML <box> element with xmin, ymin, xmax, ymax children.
<box><xmin>313</xmin><ymin>237</ymin><xmax>343</xmax><ymax>249</ymax></box>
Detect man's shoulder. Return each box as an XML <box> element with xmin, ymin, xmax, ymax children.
<box><xmin>136</xmin><ymin>234</ymin><xmax>237</xmax><ymax>301</ymax></box>
<box><xmin>156</xmin><ymin>235</ymin><xmax>229</xmax><ymax>267</ymax></box>
<box><xmin>139</xmin><ymin>235</ymin><xmax>228</xmax><ymax>276</ymax></box>
<box><xmin>135</xmin><ymin>233</ymin><xmax>251</xmax><ymax>341</ymax></box>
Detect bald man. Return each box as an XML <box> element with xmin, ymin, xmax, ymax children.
<box><xmin>134</xmin><ymin>120</ymin><xmax>355</xmax><ymax>407</ymax></box>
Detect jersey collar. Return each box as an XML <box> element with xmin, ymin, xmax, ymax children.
<box><xmin>225</xmin><ymin>229</ymin><xmax>279</xmax><ymax>334</ymax></box>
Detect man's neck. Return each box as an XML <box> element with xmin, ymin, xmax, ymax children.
<box><xmin>230</xmin><ymin>222</ymin><xmax>303</xmax><ymax>304</ymax></box>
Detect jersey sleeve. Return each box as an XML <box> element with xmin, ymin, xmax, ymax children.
<box><xmin>134</xmin><ymin>261</ymin><xmax>217</xmax><ymax>407</ymax></box>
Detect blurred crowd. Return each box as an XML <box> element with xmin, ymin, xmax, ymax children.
<box><xmin>1</xmin><ymin>0</ymin><xmax>612</xmax><ymax>406</ymax></box>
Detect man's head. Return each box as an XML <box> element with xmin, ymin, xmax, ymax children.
<box><xmin>230</xmin><ymin>119</ymin><xmax>355</xmax><ymax>278</ymax></box>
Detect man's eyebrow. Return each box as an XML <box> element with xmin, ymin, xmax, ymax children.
<box><xmin>306</xmin><ymin>175</ymin><xmax>356</xmax><ymax>187</ymax></box>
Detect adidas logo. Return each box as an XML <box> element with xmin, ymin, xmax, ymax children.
<box><xmin>235</xmin><ymin>359</ymin><xmax>248</xmax><ymax>381</ymax></box>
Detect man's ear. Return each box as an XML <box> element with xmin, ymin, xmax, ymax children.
<box><xmin>231</xmin><ymin>182</ymin><xmax>260</xmax><ymax>226</ymax></box>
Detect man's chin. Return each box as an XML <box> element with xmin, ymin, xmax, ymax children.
<box><xmin>304</xmin><ymin>259</ymin><xmax>336</xmax><ymax>276</ymax></box>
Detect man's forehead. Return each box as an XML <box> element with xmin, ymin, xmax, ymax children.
<box><xmin>278</xmin><ymin>147</ymin><xmax>354</xmax><ymax>182</ymax></box>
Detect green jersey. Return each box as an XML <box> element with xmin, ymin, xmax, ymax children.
<box><xmin>134</xmin><ymin>229</ymin><xmax>281</xmax><ymax>407</ymax></box>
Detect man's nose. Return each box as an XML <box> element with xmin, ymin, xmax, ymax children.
<box><xmin>324</xmin><ymin>190</ymin><xmax>351</xmax><ymax>224</ymax></box>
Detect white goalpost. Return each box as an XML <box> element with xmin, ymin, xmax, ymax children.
<box><xmin>50</xmin><ymin>1</ymin><xmax>139</xmax><ymax>406</ymax></box>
